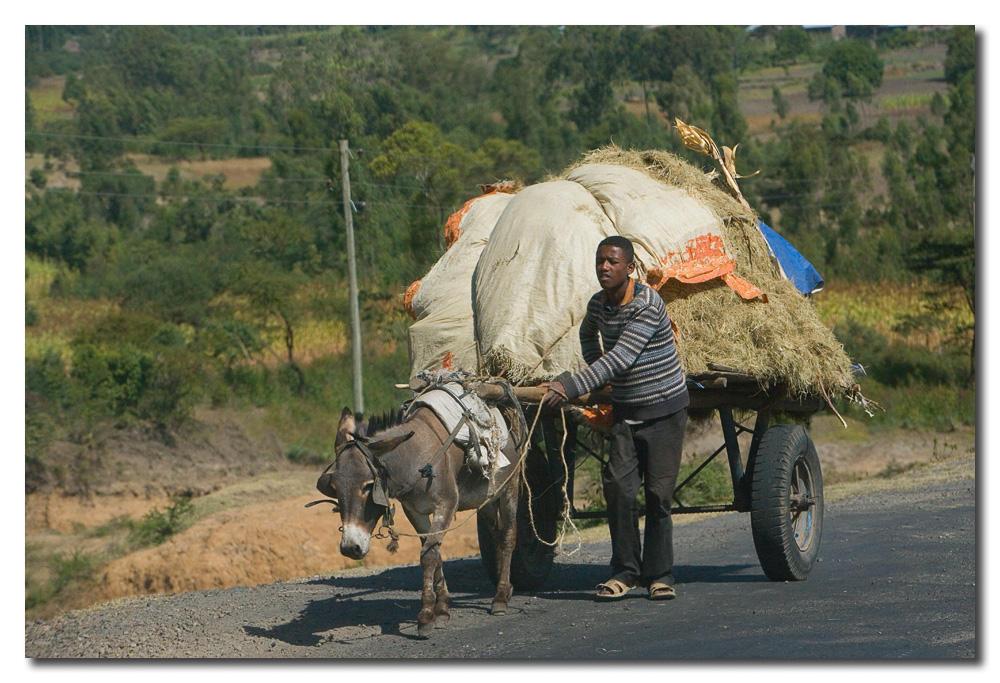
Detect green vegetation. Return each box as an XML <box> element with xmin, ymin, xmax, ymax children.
<box><xmin>128</xmin><ymin>497</ymin><xmax>195</xmax><ymax>548</ymax></box>
<box><xmin>26</xmin><ymin>497</ymin><xmax>196</xmax><ymax>616</ymax></box>
<box><xmin>25</xmin><ymin>26</ymin><xmax>974</xmax><ymax>496</ymax></box>
<box><xmin>26</xmin><ymin>549</ymin><xmax>99</xmax><ymax>611</ymax></box>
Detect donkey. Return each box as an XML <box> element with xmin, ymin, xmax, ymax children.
<box><xmin>314</xmin><ymin>405</ymin><xmax>523</xmax><ymax>637</ymax></box>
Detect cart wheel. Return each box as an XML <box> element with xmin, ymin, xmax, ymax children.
<box><xmin>478</xmin><ymin>437</ymin><xmax>558</xmax><ymax>591</ymax></box>
<box><xmin>750</xmin><ymin>424</ymin><xmax>823</xmax><ymax>581</ymax></box>
<box><xmin>477</xmin><ymin>490</ymin><xmax>556</xmax><ymax>591</ymax></box>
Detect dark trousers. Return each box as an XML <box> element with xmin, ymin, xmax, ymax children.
<box><xmin>603</xmin><ymin>408</ymin><xmax>687</xmax><ymax>587</ymax></box>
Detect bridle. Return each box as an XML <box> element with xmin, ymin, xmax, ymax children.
<box><xmin>304</xmin><ymin>435</ymin><xmax>396</xmax><ymax>533</ymax></box>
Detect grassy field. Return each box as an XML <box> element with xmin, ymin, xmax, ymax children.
<box><xmin>815</xmin><ymin>279</ymin><xmax>972</xmax><ymax>352</ymax></box>
<box><xmin>28</xmin><ymin>76</ymin><xmax>73</xmax><ymax>126</ymax></box>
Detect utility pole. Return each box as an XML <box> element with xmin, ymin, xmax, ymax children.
<box><xmin>339</xmin><ymin>139</ymin><xmax>364</xmax><ymax>415</ymax></box>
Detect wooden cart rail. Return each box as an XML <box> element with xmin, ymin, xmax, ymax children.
<box><xmin>452</xmin><ymin>371</ymin><xmax>826</xmax><ymax>414</ymax></box>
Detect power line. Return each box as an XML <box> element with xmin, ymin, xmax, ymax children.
<box><xmin>39</xmin><ymin>165</ymin><xmax>973</xmax><ymax>202</ymax></box>
<box><xmin>32</xmin><ymin>132</ymin><xmax>337</xmax><ymax>155</ymax></box>
<box><xmin>31</xmin><ymin>131</ymin><xmax>519</xmax><ymax>165</ymax></box>
<box><xmin>38</xmin><ymin>185</ymin><xmax>972</xmax><ymax>218</ymax></box>
<box><xmin>57</xmin><ymin>189</ymin><xmax>481</xmax><ymax>212</ymax></box>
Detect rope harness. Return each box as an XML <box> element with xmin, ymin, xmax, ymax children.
<box><xmin>402</xmin><ymin>382</ymin><xmax>482</xmax><ymax>482</ymax></box>
<box><xmin>305</xmin><ymin>376</ymin><xmax>578</xmax><ymax>556</ymax></box>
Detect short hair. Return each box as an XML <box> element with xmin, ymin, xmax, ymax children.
<box><xmin>598</xmin><ymin>235</ymin><xmax>635</xmax><ymax>264</ymax></box>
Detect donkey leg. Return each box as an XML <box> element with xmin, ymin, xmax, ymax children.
<box><xmin>426</xmin><ymin>505</ymin><xmax>456</xmax><ymax>629</ymax></box>
<box><xmin>417</xmin><ymin>538</ymin><xmax>442</xmax><ymax>638</ymax></box>
<box><xmin>402</xmin><ymin>508</ymin><xmax>440</xmax><ymax>638</ymax></box>
<box><xmin>490</xmin><ymin>478</ymin><xmax>520</xmax><ymax>615</ymax></box>
<box><xmin>432</xmin><ymin>557</ymin><xmax>450</xmax><ymax>627</ymax></box>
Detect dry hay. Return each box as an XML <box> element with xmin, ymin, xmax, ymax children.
<box><xmin>554</xmin><ymin>144</ymin><xmax>857</xmax><ymax>400</ymax></box>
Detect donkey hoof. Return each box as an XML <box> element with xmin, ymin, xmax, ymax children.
<box><xmin>417</xmin><ymin>620</ymin><xmax>435</xmax><ymax>638</ymax></box>
<box><xmin>490</xmin><ymin>601</ymin><xmax>508</xmax><ymax>616</ymax></box>
<box><xmin>434</xmin><ymin>613</ymin><xmax>450</xmax><ymax>628</ymax></box>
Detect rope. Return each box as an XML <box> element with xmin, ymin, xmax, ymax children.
<box><xmin>343</xmin><ymin>376</ymin><xmax>583</xmax><ymax>562</ymax></box>
<box><xmin>517</xmin><ymin>406</ymin><xmax>582</xmax><ymax>556</ymax></box>
<box><xmin>376</xmin><ymin>376</ymin><xmax>536</xmax><ymax>545</ymax></box>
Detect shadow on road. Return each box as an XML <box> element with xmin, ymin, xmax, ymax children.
<box><xmin>243</xmin><ymin>553</ymin><xmax>770</xmax><ymax>646</ymax></box>
<box><xmin>243</xmin><ymin>558</ymin><xmax>499</xmax><ymax>645</ymax></box>
<box><xmin>679</xmin><ymin>563</ymin><xmax>769</xmax><ymax>584</ymax></box>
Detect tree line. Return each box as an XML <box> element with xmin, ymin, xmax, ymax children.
<box><xmin>24</xmin><ymin>26</ymin><xmax>975</xmax><ymax>481</ymax></box>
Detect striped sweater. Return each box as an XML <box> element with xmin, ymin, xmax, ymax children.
<box><xmin>562</xmin><ymin>281</ymin><xmax>689</xmax><ymax>421</ymax></box>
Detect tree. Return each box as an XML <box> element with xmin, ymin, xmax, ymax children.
<box><xmin>369</xmin><ymin>121</ymin><xmax>474</xmax><ymax>264</ymax></box>
<box><xmin>119</xmin><ymin>245</ymin><xmax>220</xmax><ymax>327</ymax></box>
<box><xmin>772</xmin><ymin>87</ymin><xmax>790</xmax><ymax>119</ymax></box>
<box><xmin>710</xmin><ymin>73</ymin><xmax>748</xmax><ymax>144</ymax></box>
<box><xmin>549</xmin><ymin>26</ymin><xmax>627</xmax><ymax>132</ymax></box>
<box><xmin>808</xmin><ymin>71</ymin><xmax>843</xmax><ymax>112</ymax></box>
<box><xmin>655</xmin><ymin>66</ymin><xmax>712</xmax><ymax>127</ymax></box>
<box><xmin>622</xmin><ymin>27</ymin><xmax>663</xmax><ymax>127</ymax></box>
<box><xmin>774</xmin><ymin>26</ymin><xmax>811</xmax><ymax>64</ymax></box>
<box><xmin>157</xmin><ymin>117</ymin><xmax>229</xmax><ymax>160</ymax></box>
<box><xmin>231</xmin><ymin>261</ymin><xmax>309</xmax><ymax>396</ymax></box>
<box><xmin>490</xmin><ymin>29</ymin><xmax>578</xmax><ymax>166</ymax></box>
<box><xmin>944</xmin><ymin>25</ymin><xmax>975</xmax><ymax>86</ymax></box>
<box><xmin>73</xmin><ymin>96</ymin><xmax>127</xmax><ymax>170</ymax></box>
<box><xmin>905</xmin><ymin>231</ymin><xmax>975</xmax><ymax>382</ymax></box>
<box><xmin>822</xmin><ymin>40</ymin><xmax>883</xmax><ymax>95</ymax></box>
<box><xmin>472</xmin><ymin>138</ymin><xmax>543</xmax><ymax>184</ymax></box>
<box><xmin>25</xmin><ymin>91</ymin><xmax>39</xmax><ymax>153</ymax></box>
<box><xmin>61</xmin><ymin>72</ymin><xmax>86</xmax><ymax>104</ymax></box>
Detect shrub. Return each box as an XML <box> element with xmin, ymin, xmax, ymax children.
<box><xmin>67</xmin><ymin>343</ymin><xmax>199</xmax><ymax>424</ymax></box>
<box><xmin>26</xmin><ymin>350</ymin><xmax>79</xmax><ymax>408</ymax></box>
<box><xmin>835</xmin><ymin>319</ymin><xmax>969</xmax><ymax>388</ymax></box>
<box><xmin>25</xmin><ymin>296</ymin><xmax>39</xmax><ymax>326</ymax></box>
<box><xmin>50</xmin><ymin>549</ymin><xmax>98</xmax><ymax>593</ymax></box>
<box><xmin>674</xmin><ymin>458</ymin><xmax>733</xmax><ymax>507</ymax></box>
<box><xmin>285</xmin><ymin>443</ymin><xmax>325</xmax><ymax>465</ymax></box>
<box><xmin>128</xmin><ymin>497</ymin><xmax>194</xmax><ymax>548</ymax></box>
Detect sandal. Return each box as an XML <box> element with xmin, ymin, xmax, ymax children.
<box><xmin>648</xmin><ymin>582</ymin><xmax>676</xmax><ymax>601</ymax></box>
<box><xmin>595</xmin><ymin>578</ymin><xmax>636</xmax><ymax>601</ymax></box>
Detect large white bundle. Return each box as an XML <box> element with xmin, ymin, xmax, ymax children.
<box><xmin>473</xmin><ymin>180</ymin><xmax>616</xmax><ymax>383</ymax></box>
<box><xmin>405</xmin><ymin>144</ymin><xmax>857</xmax><ymax>402</ymax></box>
<box><xmin>565</xmin><ymin>163</ymin><xmax>763</xmax><ymax>297</ymax></box>
<box><xmin>407</xmin><ymin>192</ymin><xmax>513</xmax><ymax>378</ymax></box>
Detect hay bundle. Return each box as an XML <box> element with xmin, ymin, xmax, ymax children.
<box><xmin>405</xmin><ymin>136</ymin><xmax>857</xmax><ymax>401</ymax></box>
<box><xmin>554</xmin><ymin>144</ymin><xmax>856</xmax><ymax>399</ymax></box>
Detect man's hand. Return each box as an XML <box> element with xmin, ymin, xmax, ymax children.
<box><xmin>541</xmin><ymin>381</ymin><xmax>568</xmax><ymax>409</ymax></box>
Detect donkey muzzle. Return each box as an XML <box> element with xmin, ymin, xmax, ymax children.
<box><xmin>340</xmin><ymin>523</ymin><xmax>371</xmax><ymax>560</ymax></box>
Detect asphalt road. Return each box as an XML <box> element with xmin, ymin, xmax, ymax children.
<box><xmin>25</xmin><ymin>454</ymin><xmax>976</xmax><ymax>660</ymax></box>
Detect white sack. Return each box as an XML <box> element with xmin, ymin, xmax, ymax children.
<box><xmin>473</xmin><ymin>180</ymin><xmax>616</xmax><ymax>383</ymax></box>
<box><xmin>407</xmin><ymin>192</ymin><xmax>513</xmax><ymax>379</ymax></box>
<box><xmin>564</xmin><ymin>163</ymin><xmax>722</xmax><ymax>275</ymax></box>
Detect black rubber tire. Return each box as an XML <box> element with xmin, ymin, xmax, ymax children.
<box><xmin>478</xmin><ymin>443</ymin><xmax>558</xmax><ymax>591</ymax></box>
<box><xmin>750</xmin><ymin>424</ymin><xmax>823</xmax><ymax>581</ymax></box>
<box><xmin>477</xmin><ymin>490</ymin><xmax>557</xmax><ymax>591</ymax></box>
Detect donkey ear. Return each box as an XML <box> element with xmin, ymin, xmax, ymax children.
<box><xmin>335</xmin><ymin>407</ymin><xmax>356</xmax><ymax>448</ymax></box>
<box><xmin>367</xmin><ymin>430</ymin><xmax>415</xmax><ymax>456</ymax></box>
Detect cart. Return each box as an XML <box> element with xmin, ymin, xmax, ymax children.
<box><xmin>473</xmin><ymin>367</ymin><xmax>827</xmax><ymax>590</ymax></box>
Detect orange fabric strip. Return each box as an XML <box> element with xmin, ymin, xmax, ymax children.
<box><xmin>403</xmin><ymin>279</ymin><xmax>422</xmax><ymax>320</ymax></box>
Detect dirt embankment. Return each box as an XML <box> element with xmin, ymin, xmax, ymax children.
<box><xmin>25</xmin><ymin>409</ymin><xmax>484</xmax><ymax>620</ymax></box>
<box><xmin>25</xmin><ymin>409</ymin><xmax>975</xmax><ymax>621</ymax></box>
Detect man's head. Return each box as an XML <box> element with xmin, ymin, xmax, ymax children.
<box><xmin>595</xmin><ymin>236</ymin><xmax>636</xmax><ymax>293</ymax></box>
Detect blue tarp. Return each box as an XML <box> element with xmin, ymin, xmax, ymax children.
<box><xmin>759</xmin><ymin>221</ymin><xmax>824</xmax><ymax>295</ymax></box>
